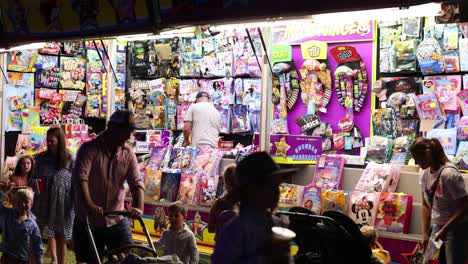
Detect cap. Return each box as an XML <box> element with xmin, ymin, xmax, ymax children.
<box><xmin>236</xmin><ymin>152</ymin><xmax>297</xmax><ymax>188</ymax></box>
<box><xmin>109</xmin><ymin>109</ymin><xmax>138</xmax><ymax>129</ymax></box>
<box><xmin>196</xmin><ymin>91</ymin><xmax>210</xmax><ymax>99</ymax></box>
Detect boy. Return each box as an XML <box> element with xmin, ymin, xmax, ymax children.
<box><xmin>0</xmin><ymin>188</ymin><xmax>43</xmax><ymax>264</ymax></box>
<box><xmin>153</xmin><ymin>202</ymin><xmax>199</xmax><ymax>264</ymax></box>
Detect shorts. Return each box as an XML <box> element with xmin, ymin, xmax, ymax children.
<box><xmin>73</xmin><ymin>217</ymin><xmax>134</xmax><ymax>263</ymax></box>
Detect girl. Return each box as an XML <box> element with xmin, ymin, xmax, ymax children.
<box><xmin>208</xmin><ymin>164</ymin><xmax>239</xmax><ymax>240</ymax></box>
<box><xmin>32</xmin><ymin>127</ymin><xmax>75</xmax><ymax>264</ymax></box>
<box><xmin>410</xmin><ymin>137</ymin><xmax>468</xmax><ymax>264</ymax></box>
<box><xmin>7</xmin><ymin>155</ymin><xmax>34</xmax><ymax>201</ymax></box>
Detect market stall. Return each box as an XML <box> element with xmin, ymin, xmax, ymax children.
<box><xmin>1</xmin><ymin>1</ymin><xmax>468</xmax><ymax>264</ymax></box>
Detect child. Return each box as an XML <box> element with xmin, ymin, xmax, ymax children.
<box><xmin>208</xmin><ymin>164</ymin><xmax>239</xmax><ymax>240</ymax></box>
<box><xmin>360</xmin><ymin>225</ymin><xmax>391</xmax><ymax>264</ymax></box>
<box><xmin>7</xmin><ymin>155</ymin><xmax>34</xmax><ymax>201</ymax></box>
<box><xmin>153</xmin><ymin>202</ymin><xmax>199</xmax><ymax>264</ymax></box>
<box><xmin>0</xmin><ymin>188</ymin><xmax>43</xmax><ymax>264</ymax></box>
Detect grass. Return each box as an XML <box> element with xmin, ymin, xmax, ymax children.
<box><xmin>42</xmin><ymin>244</ymin><xmax>76</xmax><ymax>264</ymax></box>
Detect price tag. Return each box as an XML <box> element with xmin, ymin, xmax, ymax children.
<box><xmin>272</xmin><ymin>44</ymin><xmax>292</xmax><ymax>64</ymax></box>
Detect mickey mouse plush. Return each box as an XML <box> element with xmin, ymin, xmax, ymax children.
<box><xmin>352</xmin><ymin>197</ymin><xmax>374</xmax><ymax>227</ymax></box>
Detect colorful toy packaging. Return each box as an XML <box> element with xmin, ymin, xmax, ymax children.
<box><xmin>413</xmin><ymin>93</ymin><xmax>444</xmax><ymax>120</ymax></box>
<box><xmin>177</xmin><ymin>171</ymin><xmax>201</xmax><ymax>205</ymax></box>
<box><xmin>416</xmin><ymin>27</ymin><xmax>446</xmax><ymax>75</ymax></box>
<box><xmin>366</xmin><ymin>136</ymin><xmax>394</xmax><ymax>164</ymax></box>
<box><xmin>7</xmin><ymin>50</ymin><xmax>38</xmax><ymax>72</ymax></box>
<box><xmin>321</xmin><ymin>189</ymin><xmax>349</xmax><ymax>214</ymax></box>
<box><xmin>349</xmin><ymin>191</ymin><xmax>381</xmax><ymax>227</ymax></box>
<box><xmin>146</xmin><ymin>146</ymin><xmax>171</xmax><ymax>170</ymax></box>
<box><xmin>199</xmin><ymin>173</ymin><xmax>221</xmax><ymax>207</ymax></box>
<box><xmin>160</xmin><ymin>171</ymin><xmax>182</xmax><ymax>202</ymax></box>
<box><xmin>390</xmin><ymin>135</ymin><xmax>415</xmax><ymax>164</ymax></box>
<box><xmin>311</xmin><ymin>155</ymin><xmax>345</xmax><ymax>190</ymax></box>
<box><xmin>144</xmin><ymin>168</ymin><xmax>162</xmax><ymax>201</ymax></box>
<box><xmin>189</xmin><ymin>147</ymin><xmax>223</xmax><ymax>176</ymax></box>
<box><xmin>375</xmin><ymin>192</ymin><xmax>413</xmax><ymax>234</ymax></box>
<box><xmin>427</xmin><ymin>128</ymin><xmax>458</xmax><ymax>155</ymax></box>
<box><xmin>21</xmin><ymin>107</ymin><xmax>40</xmax><ymax>134</ymax></box>
<box><xmin>301</xmin><ymin>185</ymin><xmax>322</xmax><ymax>214</ymax></box>
<box><xmin>60</xmin><ymin>57</ymin><xmax>86</xmax><ymax>90</ymax></box>
<box><xmin>278</xmin><ymin>183</ymin><xmax>304</xmax><ymax>209</ymax></box>
<box><xmin>454</xmin><ymin>141</ymin><xmax>468</xmax><ymax>170</ymax></box>
<box><xmin>355</xmin><ymin>162</ymin><xmax>402</xmax><ymax>193</ymax></box>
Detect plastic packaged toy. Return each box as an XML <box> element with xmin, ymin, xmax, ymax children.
<box><xmin>375</xmin><ymin>192</ymin><xmax>413</xmax><ymax>234</ymax></box>
<box><xmin>311</xmin><ymin>155</ymin><xmax>345</xmax><ymax>190</ymax></box>
<box><xmin>177</xmin><ymin>171</ymin><xmax>201</xmax><ymax>205</ymax></box>
<box><xmin>355</xmin><ymin>162</ymin><xmax>402</xmax><ymax>193</ymax></box>
<box><xmin>160</xmin><ymin>171</ymin><xmax>182</xmax><ymax>202</ymax></box>
<box><xmin>199</xmin><ymin>173</ymin><xmax>221</xmax><ymax>207</ymax></box>
<box><xmin>144</xmin><ymin>168</ymin><xmax>162</xmax><ymax>201</ymax></box>
<box><xmin>321</xmin><ymin>189</ymin><xmax>349</xmax><ymax>214</ymax></box>
<box><xmin>278</xmin><ymin>183</ymin><xmax>304</xmax><ymax>209</ymax></box>
<box><xmin>301</xmin><ymin>185</ymin><xmax>322</xmax><ymax>214</ymax></box>
<box><xmin>366</xmin><ymin>136</ymin><xmax>394</xmax><ymax>164</ymax></box>
<box><xmin>413</xmin><ymin>93</ymin><xmax>444</xmax><ymax>120</ymax></box>
<box><xmin>390</xmin><ymin>135</ymin><xmax>415</xmax><ymax>164</ymax></box>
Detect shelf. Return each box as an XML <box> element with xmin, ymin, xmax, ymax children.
<box><xmin>377</xmin><ymin>230</ymin><xmax>422</xmax><ymax>243</ymax></box>
<box><xmin>379</xmin><ymin>71</ymin><xmax>468</xmax><ymax>78</ymax></box>
<box><xmin>144</xmin><ymin>200</ymin><xmax>211</xmax><ymax>213</ymax></box>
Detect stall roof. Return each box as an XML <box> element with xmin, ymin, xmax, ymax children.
<box><xmin>0</xmin><ymin>0</ymin><xmax>442</xmax><ymax>47</ymax></box>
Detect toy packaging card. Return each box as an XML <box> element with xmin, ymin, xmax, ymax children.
<box><xmin>366</xmin><ymin>136</ymin><xmax>394</xmax><ymax>164</ymax></box>
<box><xmin>177</xmin><ymin>171</ymin><xmax>201</xmax><ymax>205</ymax></box>
<box><xmin>355</xmin><ymin>162</ymin><xmax>402</xmax><ymax>193</ymax></box>
<box><xmin>164</xmin><ymin>147</ymin><xmax>185</xmax><ymax>170</ymax></box>
<box><xmin>15</xmin><ymin>134</ymin><xmax>30</xmax><ymax>156</ymax></box>
<box><xmin>177</xmin><ymin>103</ymin><xmax>190</xmax><ymax>130</ymax></box>
<box><xmin>413</xmin><ymin>93</ymin><xmax>444</xmax><ymax>120</ymax></box>
<box><xmin>372</xmin><ymin>108</ymin><xmax>397</xmax><ymax>138</ymax></box>
<box><xmin>4</xmin><ymin>84</ymin><xmax>34</xmax><ymax>131</ymax></box>
<box><xmin>199</xmin><ymin>173</ymin><xmax>220</xmax><ymax>207</ymax></box>
<box><xmin>311</xmin><ymin>155</ymin><xmax>345</xmax><ymax>189</ymax></box>
<box><xmin>144</xmin><ymin>168</ymin><xmax>162</xmax><ymax>201</ymax></box>
<box><xmin>189</xmin><ymin>146</ymin><xmax>224</xmax><ymax>176</ymax></box>
<box><xmin>7</xmin><ymin>50</ymin><xmax>38</xmax><ymax>72</ymax></box>
<box><xmin>278</xmin><ymin>183</ymin><xmax>304</xmax><ymax>209</ymax></box>
<box><xmin>460</xmin><ymin>38</ymin><xmax>468</xmax><ymax>72</ymax></box>
<box><xmin>26</xmin><ymin>132</ymin><xmax>47</xmax><ymax>156</ymax></box>
<box><xmin>458</xmin><ymin>88</ymin><xmax>468</xmax><ymax>116</ymax></box>
<box><xmin>321</xmin><ymin>189</ymin><xmax>349</xmax><ymax>214</ymax></box>
<box><xmin>61</xmin><ymin>41</ymin><xmax>86</xmax><ymax>57</ymax></box>
<box><xmin>375</xmin><ymin>192</ymin><xmax>413</xmax><ymax>234</ymax></box>
<box><xmin>146</xmin><ymin>146</ymin><xmax>170</xmax><ymax>170</ymax></box>
<box><xmin>21</xmin><ymin>107</ymin><xmax>40</xmax><ymax>134</ymax></box>
<box><xmin>349</xmin><ymin>191</ymin><xmax>381</xmax><ymax>227</ymax></box>
<box><xmin>458</xmin><ymin>117</ymin><xmax>468</xmax><ymax>141</ymax></box>
<box><xmin>427</xmin><ymin>128</ymin><xmax>458</xmax><ymax>155</ymax></box>
<box><xmin>180</xmin><ymin>148</ymin><xmax>200</xmax><ymax>171</ymax></box>
<box><xmin>160</xmin><ymin>171</ymin><xmax>182</xmax><ymax>202</ymax></box>
<box><xmin>302</xmin><ymin>185</ymin><xmax>322</xmax><ymax>214</ymax></box>
<box><xmin>231</xmin><ymin>105</ymin><xmax>250</xmax><ymax>133</ymax></box>
<box><xmin>390</xmin><ymin>135</ymin><xmax>415</xmax><ymax>164</ymax></box>
<box><xmin>434</xmin><ymin>80</ymin><xmax>458</xmax><ymax>111</ymax></box>
<box><xmin>218</xmin><ymin>107</ymin><xmax>231</xmax><ymax>134</ymax></box>
<box><xmin>60</xmin><ymin>57</ymin><xmax>86</xmax><ymax>90</ymax></box>
<box><xmin>455</xmin><ymin>141</ymin><xmax>468</xmax><ymax>170</ymax></box>
<box><xmin>7</xmin><ymin>72</ymin><xmax>34</xmax><ymax>87</ymax></box>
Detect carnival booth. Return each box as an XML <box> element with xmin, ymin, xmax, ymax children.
<box><xmin>0</xmin><ymin>1</ymin><xmax>468</xmax><ymax>263</ymax></box>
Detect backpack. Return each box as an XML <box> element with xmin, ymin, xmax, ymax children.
<box><xmin>416</xmin><ymin>34</ymin><xmax>445</xmax><ymax>75</ymax></box>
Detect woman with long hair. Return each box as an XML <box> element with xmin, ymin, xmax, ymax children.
<box><xmin>32</xmin><ymin>127</ymin><xmax>75</xmax><ymax>264</ymax></box>
<box><xmin>410</xmin><ymin>137</ymin><xmax>468</xmax><ymax>264</ymax></box>
<box><xmin>6</xmin><ymin>155</ymin><xmax>34</xmax><ymax>202</ymax></box>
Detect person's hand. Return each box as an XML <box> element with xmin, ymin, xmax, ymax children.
<box><xmin>87</xmin><ymin>203</ymin><xmax>104</xmax><ymax>216</ymax></box>
<box><xmin>127</xmin><ymin>207</ymin><xmax>143</xmax><ymax>219</ymax></box>
<box><xmin>435</xmin><ymin>227</ymin><xmax>448</xmax><ymax>242</ymax></box>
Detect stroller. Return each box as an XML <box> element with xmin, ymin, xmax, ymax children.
<box><xmin>85</xmin><ymin>211</ymin><xmax>182</xmax><ymax>264</ymax></box>
<box><xmin>276</xmin><ymin>207</ymin><xmax>372</xmax><ymax>264</ymax></box>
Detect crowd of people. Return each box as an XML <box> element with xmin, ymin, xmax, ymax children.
<box><xmin>0</xmin><ymin>105</ymin><xmax>467</xmax><ymax>264</ymax></box>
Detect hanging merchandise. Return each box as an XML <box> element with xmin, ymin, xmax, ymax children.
<box><xmin>4</xmin><ymin>84</ymin><xmax>34</xmax><ymax>131</ymax></box>
<box><xmin>321</xmin><ymin>189</ymin><xmax>349</xmax><ymax>214</ymax></box>
<box><xmin>165</xmin><ymin>78</ymin><xmax>179</xmax><ymax>130</ymax></box>
<box><xmin>129</xmin><ymin>41</ymin><xmax>159</xmax><ymax>78</ymax></box>
<box><xmin>242</xmin><ymin>79</ymin><xmax>262</xmax><ymax>133</ymax></box>
<box><xmin>310</xmin><ymin>122</ymin><xmax>333</xmax><ymax>152</ymax></box>
<box><xmin>149</xmin><ymin>82</ymin><xmax>168</xmax><ymax>130</ymax></box>
<box><xmin>373</xmin><ymin>108</ymin><xmax>397</xmax><ymax>138</ymax></box>
<box><xmin>60</xmin><ymin>56</ymin><xmax>86</xmax><ymax>90</ymax></box>
<box><xmin>301</xmin><ymin>185</ymin><xmax>322</xmax><ymax>214</ymax></box>
<box><xmin>349</xmin><ymin>191</ymin><xmax>381</xmax><ymax>228</ymax></box>
<box><xmin>416</xmin><ymin>26</ymin><xmax>446</xmax><ymax>75</ymax></box>
<box><xmin>7</xmin><ymin>72</ymin><xmax>34</xmax><ymax>87</ymax></box>
<box><xmin>390</xmin><ymin>135</ymin><xmax>415</xmax><ymax>164</ymax></box>
<box><xmin>128</xmin><ymin>80</ymin><xmax>153</xmax><ymax>129</ymax></box>
<box><xmin>355</xmin><ymin>162</ymin><xmax>402</xmax><ymax>193</ymax></box>
<box><xmin>147</xmin><ymin>146</ymin><xmax>171</xmax><ymax>170</ymax></box>
<box><xmin>180</xmin><ymin>38</ymin><xmax>202</xmax><ymax>77</ymax></box>
<box><xmin>7</xmin><ymin>50</ymin><xmax>38</xmax><ymax>72</ymax></box>
<box><xmin>366</xmin><ymin>136</ymin><xmax>394</xmax><ymax>164</ymax></box>
<box><xmin>233</xmin><ymin>29</ymin><xmax>262</xmax><ymax>78</ymax></box>
<box><xmin>26</xmin><ymin>126</ymin><xmax>49</xmax><ymax>156</ymax></box>
<box><xmin>427</xmin><ymin>128</ymin><xmax>458</xmax><ymax>155</ymax></box>
<box><xmin>179</xmin><ymin>79</ymin><xmax>198</xmax><ymax>103</ymax></box>
<box><xmin>433</xmin><ymin>79</ymin><xmax>459</xmax><ymax>112</ymax></box>
<box><xmin>270</xmin><ymin>64</ymin><xmax>290</xmax><ymax>134</ymax></box>
<box><xmin>402</xmin><ymin>18</ymin><xmax>422</xmax><ymax>38</ymax></box>
<box><xmin>454</xmin><ymin>141</ymin><xmax>468</xmax><ymax>170</ymax></box>
<box><xmin>61</xmin><ymin>41</ymin><xmax>86</xmax><ymax>57</ymax></box>
<box><xmin>393</xmin><ymin>40</ymin><xmax>419</xmax><ymax>72</ymax></box>
<box><xmin>460</xmin><ymin>38</ymin><xmax>468</xmax><ymax>72</ymax></box>
<box><xmin>310</xmin><ymin>155</ymin><xmax>345</xmax><ymax>190</ymax></box>
<box><xmin>231</xmin><ymin>105</ymin><xmax>250</xmax><ymax>133</ymax></box>
<box><xmin>413</xmin><ymin>93</ymin><xmax>444</xmax><ymax>120</ymax></box>
<box><xmin>375</xmin><ymin>192</ymin><xmax>413</xmax><ymax>234</ymax></box>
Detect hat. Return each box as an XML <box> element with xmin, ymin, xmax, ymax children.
<box><xmin>236</xmin><ymin>152</ymin><xmax>297</xmax><ymax>188</ymax></box>
<box><xmin>109</xmin><ymin>109</ymin><xmax>138</xmax><ymax>129</ymax></box>
<box><xmin>196</xmin><ymin>91</ymin><xmax>210</xmax><ymax>99</ymax></box>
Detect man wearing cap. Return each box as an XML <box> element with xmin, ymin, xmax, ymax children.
<box><xmin>212</xmin><ymin>152</ymin><xmax>296</xmax><ymax>264</ymax></box>
<box><xmin>72</xmin><ymin>109</ymin><xmax>145</xmax><ymax>263</ymax></box>
<box><xmin>183</xmin><ymin>91</ymin><xmax>221</xmax><ymax>148</ymax></box>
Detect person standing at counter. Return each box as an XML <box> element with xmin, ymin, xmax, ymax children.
<box><xmin>410</xmin><ymin>137</ymin><xmax>468</xmax><ymax>264</ymax></box>
<box><xmin>183</xmin><ymin>91</ymin><xmax>221</xmax><ymax>148</ymax></box>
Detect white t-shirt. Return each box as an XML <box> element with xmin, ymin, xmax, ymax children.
<box><xmin>419</xmin><ymin>163</ymin><xmax>468</xmax><ymax>225</ymax></box>
<box><xmin>184</xmin><ymin>102</ymin><xmax>221</xmax><ymax>148</ymax></box>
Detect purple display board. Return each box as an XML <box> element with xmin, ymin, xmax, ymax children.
<box><xmin>273</xmin><ymin>23</ymin><xmax>375</xmax><ymax>153</ymax></box>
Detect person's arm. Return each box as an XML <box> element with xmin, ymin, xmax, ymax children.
<box><xmin>208</xmin><ymin>199</ymin><xmax>221</xmax><ymax>233</ymax></box>
<box><xmin>436</xmin><ymin>195</ymin><xmax>468</xmax><ymax>241</ymax></box>
<box><xmin>421</xmin><ymin>192</ymin><xmax>431</xmax><ymax>247</ymax></box>
<box><xmin>188</xmin><ymin>233</ymin><xmax>199</xmax><ymax>264</ymax></box>
<box><xmin>74</xmin><ymin>144</ymin><xmax>102</xmax><ymax>215</ymax></box>
<box><xmin>153</xmin><ymin>230</ymin><xmax>167</xmax><ymax>249</ymax></box>
<box><xmin>183</xmin><ymin>106</ymin><xmax>194</xmax><ymax>146</ymax></box>
<box><xmin>30</xmin><ymin>224</ymin><xmax>44</xmax><ymax>264</ymax></box>
<box><xmin>126</xmin><ymin>152</ymin><xmax>145</xmax><ymax>218</ymax></box>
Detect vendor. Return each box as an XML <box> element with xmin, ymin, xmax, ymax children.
<box><xmin>183</xmin><ymin>92</ymin><xmax>220</xmax><ymax>148</ymax></box>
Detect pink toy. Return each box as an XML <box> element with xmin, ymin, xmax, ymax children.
<box><xmin>177</xmin><ymin>171</ymin><xmax>201</xmax><ymax>205</ymax></box>
<box><xmin>349</xmin><ymin>191</ymin><xmax>381</xmax><ymax>227</ymax></box>
<box><xmin>375</xmin><ymin>192</ymin><xmax>413</xmax><ymax>234</ymax></box>
<box><xmin>311</xmin><ymin>155</ymin><xmax>345</xmax><ymax>190</ymax></box>
<box><xmin>355</xmin><ymin>162</ymin><xmax>402</xmax><ymax>193</ymax></box>
<box><xmin>199</xmin><ymin>173</ymin><xmax>220</xmax><ymax>207</ymax></box>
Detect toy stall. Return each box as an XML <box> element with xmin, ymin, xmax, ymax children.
<box><xmin>1</xmin><ymin>1</ymin><xmax>468</xmax><ymax>264</ymax></box>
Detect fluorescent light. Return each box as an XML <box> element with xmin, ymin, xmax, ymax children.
<box><xmin>116</xmin><ymin>27</ymin><xmax>196</xmax><ymax>42</ymax></box>
<box><xmin>0</xmin><ymin>42</ymin><xmax>47</xmax><ymax>52</ymax></box>
<box><xmin>312</xmin><ymin>3</ymin><xmax>441</xmax><ymax>24</ymax></box>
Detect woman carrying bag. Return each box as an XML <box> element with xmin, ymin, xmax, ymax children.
<box><xmin>410</xmin><ymin>137</ymin><xmax>468</xmax><ymax>264</ymax></box>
